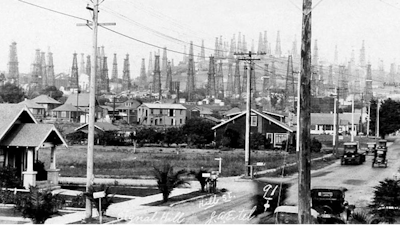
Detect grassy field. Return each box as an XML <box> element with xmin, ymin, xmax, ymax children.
<box><xmin>38</xmin><ymin>145</ymin><xmax>327</xmax><ymax>178</ymax></box>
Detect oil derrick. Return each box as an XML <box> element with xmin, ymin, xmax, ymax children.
<box><xmin>327</xmin><ymin>65</ymin><xmax>334</xmax><ymax>89</ymax></box>
<box><xmin>284</xmin><ymin>55</ymin><xmax>296</xmax><ymax>111</ymax></box>
<box><xmin>40</xmin><ymin>52</ymin><xmax>47</xmax><ymax>88</ymax></box>
<box><xmin>233</xmin><ymin>59</ymin><xmax>241</xmax><ymax>98</ymax></box>
<box><xmin>161</xmin><ymin>47</ymin><xmax>168</xmax><ymax>80</ymax></box>
<box><xmin>201</xmin><ymin>40</ymin><xmax>205</xmax><ymax>60</ymax></box>
<box><xmin>312</xmin><ymin>40</ymin><xmax>319</xmax><ymax>67</ymax></box>
<box><xmin>310</xmin><ymin>66</ymin><xmax>317</xmax><ymax>96</ymax></box>
<box><xmin>186</xmin><ymin>41</ymin><xmax>196</xmax><ymax>101</ymax></box>
<box><xmin>31</xmin><ymin>49</ymin><xmax>42</xmax><ymax>92</ymax></box>
<box><xmin>86</xmin><ymin>55</ymin><xmax>91</xmax><ymax>79</ymax></box>
<box><xmin>47</xmin><ymin>51</ymin><xmax>55</xmax><ymax>86</ymax></box>
<box><xmin>389</xmin><ymin>62</ymin><xmax>396</xmax><ymax>84</ymax></box>
<box><xmin>80</xmin><ymin>53</ymin><xmax>85</xmax><ymax>75</ymax></box>
<box><xmin>275</xmin><ymin>31</ymin><xmax>282</xmax><ymax>58</ymax></box>
<box><xmin>232</xmin><ymin>34</ymin><xmax>236</xmax><ymax>53</ymax></box>
<box><xmin>318</xmin><ymin>65</ymin><xmax>324</xmax><ymax>96</ymax></box>
<box><xmin>214</xmin><ymin>37</ymin><xmax>220</xmax><ymax>58</ymax></box>
<box><xmin>237</xmin><ymin>32</ymin><xmax>242</xmax><ymax>52</ymax></box>
<box><xmin>264</xmin><ymin>31</ymin><xmax>268</xmax><ymax>55</ymax></box>
<box><xmin>70</xmin><ymin>53</ymin><xmax>79</xmax><ymax>90</ymax></box>
<box><xmin>347</xmin><ymin>61</ymin><xmax>353</xmax><ymax>94</ymax></box>
<box><xmin>334</xmin><ymin>45</ymin><xmax>338</xmax><ymax>65</ymax></box>
<box><xmin>242</xmin><ymin>35</ymin><xmax>247</xmax><ymax>53</ymax></box>
<box><xmin>140</xmin><ymin>58</ymin><xmax>147</xmax><ymax>90</ymax></box>
<box><xmin>183</xmin><ymin>45</ymin><xmax>188</xmax><ymax>64</ymax></box>
<box><xmin>262</xmin><ymin>64</ymin><xmax>272</xmax><ymax>110</ymax></box>
<box><xmin>166</xmin><ymin>61</ymin><xmax>172</xmax><ymax>93</ymax></box>
<box><xmin>257</xmin><ymin>32</ymin><xmax>263</xmax><ymax>53</ymax></box>
<box><xmin>292</xmin><ymin>36</ymin><xmax>298</xmax><ymax>57</ymax></box>
<box><xmin>148</xmin><ymin>52</ymin><xmax>153</xmax><ymax>77</ymax></box>
<box><xmin>241</xmin><ymin>63</ymin><xmax>247</xmax><ymax>95</ymax></box>
<box><xmin>250</xmin><ymin>59</ymin><xmax>256</xmax><ymax>95</ymax></box>
<box><xmin>122</xmin><ymin>54</ymin><xmax>131</xmax><ymax>91</ymax></box>
<box><xmin>219</xmin><ymin>36</ymin><xmax>224</xmax><ymax>57</ymax></box>
<box><xmin>359</xmin><ymin>41</ymin><xmax>366</xmax><ymax>68</ymax></box>
<box><xmin>378</xmin><ymin>60</ymin><xmax>386</xmax><ymax>83</ymax></box>
<box><xmin>153</xmin><ymin>55</ymin><xmax>161</xmax><ymax>96</ymax></box>
<box><xmin>112</xmin><ymin>54</ymin><xmax>118</xmax><ymax>82</ymax></box>
<box><xmin>339</xmin><ymin>65</ymin><xmax>348</xmax><ymax>100</ymax></box>
<box><xmin>215</xmin><ymin>60</ymin><xmax>224</xmax><ymax>99</ymax></box>
<box><xmin>226</xmin><ymin>62</ymin><xmax>233</xmax><ymax>98</ymax></box>
<box><xmin>7</xmin><ymin>42</ymin><xmax>19</xmax><ymax>85</ymax></box>
<box><xmin>353</xmin><ymin>68</ymin><xmax>361</xmax><ymax>96</ymax></box>
<box><xmin>228</xmin><ymin>38</ymin><xmax>235</xmax><ymax>59</ymax></box>
<box><xmin>364</xmin><ymin>64</ymin><xmax>373</xmax><ymax>102</ymax></box>
<box><xmin>101</xmin><ymin>56</ymin><xmax>109</xmax><ymax>93</ymax></box>
<box><xmin>207</xmin><ymin>56</ymin><xmax>216</xmax><ymax>97</ymax></box>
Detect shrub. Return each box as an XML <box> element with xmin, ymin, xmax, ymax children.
<box><xmin>153</xmin><ymin>163</ymin><xmax>187</xmax><ymax>202</ymax></box>
<box><xmin>15</xmin><ymin>186</ymin><xmax>65</xmax><ymax>224</ymax></box>
<box><xmin>83</xmin><ymin>184</ymin><xmax>115</xmax><ymax>216</ymax></box>
<box><xmin>0</xmin><ymin>166</ymin><xmax>21</xmax><ymax>188</ymax></box>
<box><xmin>66</xmin><ymin>131</ymin><xmax>86</xmax><ymax>145</ymax></box>
<box><xmin>250</xmin><ymin>132</ymin><xmax>266</xmax><ymax>150</ymax></box>
<box><xmin>34</xmin><ymin>161</ymin><xmax>47</xmax><ymax>181</ymax></box>
<box><xmin>311</xmin><ymin>137</ymin><xmax>322</xmax><ymax>153</ymax></box>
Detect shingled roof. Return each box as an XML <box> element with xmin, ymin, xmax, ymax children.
<box><xmin>0</xmin><ymin>104</ymin><xmax>36</xmax><ymax>142</ymax></box>
<box><xmin>52</xmin><ymin>103</ymin><xmax>83</xmax><ymax>112</ymax></box>
<box><xmin>18</xmin><ymin>99</ymin><xmax>45</xmax><ymax>109</ymax></box>
<box><xmin>32</xmin><ymin>95</ymin><xmax>61</xmax><ymax>105</ymax></box>
<box><xmin>65</xmin><ymin>93</ymin><xmax>99</xmax><ymax>107</ymax></box>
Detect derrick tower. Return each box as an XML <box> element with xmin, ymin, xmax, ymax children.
<box><xmin>7</xmin><ymin>42</ymin><xmax>19</xmax><ymax>85</ymax></box>
<box><xmin>275</xmin><ymin>31</ymin><xmax>282</xmax><ymax>57</ymax></box>
<box><xmin>148</xmin><ymin>52</ymin><xmax>153</xmax><ymax>79</ymax></box>
<box><xmin>153</xmin><ymin>55</ymin><xmax>161</xmax><ymax>96</ymax></box>
<box><xmin>312</xmin><ymin>39</ymin><xmax>319</xmax><ymax>67</ymax></box>
<box><xmin>215</xmin><ymin>60</ymin><xmax>224</xmax><ymax>99</ymax></box>
<box><xmin>140</xmin><ymin>58</ymin><xmax>147</xmax><ymax>89</ymax></box>
<box><xmin>284</xmin><ymin>55</ymin><xmax>296</xmax><ymax>111</ymax></box>
<box><xmin>183</xmin><ymin>45</ymin><xmax>188</xmax><ymax>64</ymax></box>
<box><xmin>162</xmin><ymin>47</ymin><xmax>168</xmax><ymax>80</ymax></box>
<box><xmin>86</xmin><ymin>55</ymin><xmax>91</xmax><ymax>83</ymax></box>
<box><xmin>242</xmin><ymin>35</ymin><xmax>247</xmax><ymax>53</ymax></box>
<box><xmin>101</xmin><ymin>56</ymin><xmax>109</xmax><ymax>93</ymax></box>
<box><xmin>389</xmin><ymin>62</ymin><xmax>396</xmax><ymax>84</ymax></box>
<box><xmin>292</xmin><ymin>36</ymin><xmax>298</xmax><ymax>57</ymax></box>
<box><xmin>219</xmin><ymin>36</ymin><xmax>224</xmax><ymax>57</ymax></box>
<box><xmin>228</xmin><ymin>38</ymin><xmax>235</xmax><ymax>59</ymax></box>
<box><xmin>250</xmin><ymin>59</ymin><xmax>256</xmax><ymax>95</ymax></box>
<box><xmin>199</xmin><ymin>40</ymin><xmax>206</xmax><ymax>69</ymax></box>
<box><xmin>270</xmin><ymin>61</ymin><xmax>277</xmax><ymax>90</ymax></box>
<box><xmin>70</xmin><ymin>53</ymin><xmax>79</xmax><ymax>90</ymax></box>
<box><xmin>263</xmin><ymin>31</ymin><xmax>268</xmax><ymax>54</ymax></box>
<box><xmin>327</xmin><ymin>65</ymin><xmax>333</xmax><ymax>89</ymax></box>
<box><xmin>318</xmin><ymin>64</ymin><xmax>324</xmax><ymax>96</ymax></box>
<box><xmin>237</xmin><ymin>32</ymin><xmax>242</xmax><ymax>52</ymax></box>
<box><xmin>47</xmin><ymin>51</ymin><xmax>55</xmax><ymax>86</ymax></box>
<box><xmin>112</xmin><ymin>53</ymin><xmax>118</xmax><ymax>82</ymax></box>
<box><xmin>262</xmin><ymin>64</ymin><xmax>269</xmax><ymax>97</ymax></box>
<box><xmin>226</xmin><ymin>62</ymin><xmax>233</xmax><ymax>98</ymax></box>
<box><xmin>40</xmin><ymin>52</ymin><xmax>47</xmax><ymax>88</ymax></box>
<box><xmin>339</xmin><ymin>65</ymin><xmax>348</xmax><ymax>100</ymax></box>
<box><xmin>207</xmin><ymin>56</ymin><xmax>216</xmax><ymax>97</ymax></box>
<box><xmin>360</xmin><ymin>41</ymin><xmax>366</xmax><ymax>68</ymax></box>
<box><xmin>31</xmin><ymin>49</ymin><xmax>42</xmax><ymax>91</ymax></box>
<box><xmin>214</xmin><ymin>37</ymin><xmax>220</xmax><ymax>58</ymax></box>
<box><xmin>186</xmin><ymin>41</ymin><xmax>196</xmax><ymax>101</ymax></box>
<box><xmin>233</xmin><ymin>59</ymin><xmax>241</xmax><ymax>97</ymax></box>
<box><xmin>80</xmin><ymin>53</ymin><xmax>85</xmax><ymax>75</ymax></box>
<box><xmin>122</xmin><ymin>54</ymin><xmax>131</xmax><ymax>91</ymax></box>
<box><xmin>364</xmin><ymin>64</ymin><xmax>373</xmax><ymax>102</ymax></box>
<box><xmin>257</xmin><ymin>32</ymin><xmax>263</xmax><ymax>53</ymax></box>
<box><xmin>166</xmin><ymin>61</ymin><xmax>172</xmax><ymax>93</ymax></box>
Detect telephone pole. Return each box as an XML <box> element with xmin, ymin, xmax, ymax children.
<box><xmin>235</xmin><ymin>51</ymin><xmax>264</xmax><ymax>177</ymax></box>
<box><xmin>77</xmin><ymin>1</ymin><xmax>115</xmax><ymax>220</ymax></box>
<box><xmin>298</xmin><ymin>0</ymin><xmax>312</xmax><ymax>223</ymax></box>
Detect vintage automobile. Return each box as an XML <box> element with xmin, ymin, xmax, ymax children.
<box><xmin>341</xmin><ymin>142</ymin><xmax>366</xmax><ymax>165</ymax></box>
<box><xmin>366</xmin><ymin>142</ymin><xmax>377</xmax><ymax>155</ymax></box>
<box><xmin>376</xmin><ymin>139</ymin><xmax>388</xmax><ymax>150</ymax></box>
<box><xmin>372</xmin><ymin>147</ymin><xmax>388</xmax><ymax>168</ymax></box>
<box><xmin>311</xmin><ymin>186</ymin><xmax>348</xmax><ymax>214</ymax></box>
<box><xmin>273</xmin><ymin>205</ymin><xmax>319</xmax><ymax>224</ymax></box>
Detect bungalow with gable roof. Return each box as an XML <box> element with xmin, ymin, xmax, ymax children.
<box><xmin>0</xmin><ymin>104</ymin><xmax>67</xmax><ymax>189</ymax></box>
<box><xmin>64</xmin><ymin>93</ymin><xmax>105</xmax><ymax>120</ymax></box>
<box><xmin>31</xmin><ymin>94</ymin><xmax>61</xmax><ymax>116</ymax></box>
<box><xmin>52</xmin><ymin>103</ymin><xmax>85</xmax><ymax>122</ymax></box>
<box><xmin>212</xmin><ymin>109</ymin><xmax>295</xmax><ymax>149</ymax></box>
<box><xmin>18</xmin><ymin>99</ymin><xmax>46</xmax><ymax>120</ymax></box>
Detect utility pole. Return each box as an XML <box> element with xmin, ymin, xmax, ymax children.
<box><xmin>334</xmin><ymin>87</ymin><xmax>339</xmax><ymax>156</ymax></box>
<box><xmin>367</xmin><ymin>102</ymin><xmax>371</xmax><ymax>136</ymax></box>
<box><xmin>351</xmin><ymin>95</ymin><xmax>355</xmax><ymax>141</ymax></box>
<box><xmin>298</xmin><ymin>0</ymin><xmax>312</xmax><ymax>223</ymax></box>
<box><xmin>235</xmin><ymin>51</ymin><xmax>264</xmax><ymax>177</ymax></box>
<box><xmin>77</xmin><ymin>2</ymin><xmax>115</xmax><ymax>220</ymax></box>
<box><xmin>376</xmin><ymin>100</ymin><xmax>380</xmax><ymax>139</ymax></box>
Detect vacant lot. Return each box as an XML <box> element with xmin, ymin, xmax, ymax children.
<box><xmin>38</xmin><ymin>145</ymin><xmax>327</xmax><ymax>178</ymax></box>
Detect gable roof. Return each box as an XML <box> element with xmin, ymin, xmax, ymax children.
<box><xmin>0</xmin><ymin>123</ymin><xmax>67</xmax><ymax>148</ymax></box>
<box><xmin>223</xmin><ymin>107</ymin><xmax>242</xmax><ymax>116</ymax></box>
<box><xmin>0</xmin><ymin>104</ymin><xmax>37</xmax><ymax>142</ymax></box>
<box><xmin>64</xmin><ymin>93</ymin><xmax>99</xmax><ymax>107</ymax></box>
<box><xmin>52</xmin><ymin>103</ymin><xmax>84</xmax><ymax>112</ymax></box>
<box><xmin>212</xmin><ymin>109</ymin><xmax>294</xmax><ymax>132</ymax></box>
<box><xmin>18</xmin><ymin>99</ymin><xmax>45</xmax><ymax>109</ymax></box>
<box><xmin>32</xmin><ymin>95</ymin><xmax>61</xmax><ymax>105</ymax></box>
<box><xmin>74</xmin><ymin>122</ymin><xmax>120</xmax><ymax>132</ymax></box>
<box><xmin>140</xmin><ymin>103</ymin><xmax>186</xmax><ymax>110</ymax></box>
<box><xmin>191</xmin><ymin>106</ymin><xmax>213</xmax><ymax>115</ymax></box>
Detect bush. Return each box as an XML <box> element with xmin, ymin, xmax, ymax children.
<box><xmin>83</xmin><ymin>184</ymin><xmax>115</xmax><ymax>216</ymax></box>
<box><xmin>0</xmin><ymin>166</ymin><xmax>21</xmax><ymax>188</ymax></box>
<box><xmin>66</xmin><ymin>131</ymin><xmax>86</xmax><ymax>145</ymax></box>
<box><xmin>311</xmin><ymin>137</ymin><xmax>322</xmax><ymax>153</ymax></box>
<box><xmin>250</xmin><ymin>132</ymin><xmax>266</xmax><ymax>150</ymax></box>
<box><xmin>34</xmin><ymin>161</ymin><xmax>47</xmax><ymax>181</ymax></box>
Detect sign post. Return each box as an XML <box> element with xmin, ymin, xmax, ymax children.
<box><xmin>93</xmin><ymin>191</ymin><xmax>105</xmax><ymax>223</ymax></box>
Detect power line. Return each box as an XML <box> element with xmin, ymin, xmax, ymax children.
<box><xmin>17</xmin><ymin>0</ymin><xmax>88</xmax><ymax>21</ymax></box>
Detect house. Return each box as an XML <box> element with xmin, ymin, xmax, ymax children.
<box><xmin>31</xmin><ymin>94</ymin><xmax>62</xmax><ymax>116</ymax></box>
<box><xmin>18</xmin><ymin>99</ymin><xmax>46</xmax><ymax>120</ymax></box>
<box><xmin>74</xmin><ymin>122</ymin><xmax>120</xmax><ymax>144</ymax></box>
<box><xmin>52</xmin><ymin>103</ymin><xmax>84</xmax><ymax>122</ymax></box>
<box><xmin>64</xmin><ymin>93</ymin><xmax>105</xmax><ymax>119</ymax></box>
<box><xmin>187</xmin><ymin>106</ymin><xmax>213</xmax><ymax>119</ymax></box>
<box><xmin>115</xmin><ymin>99</ymin><xmax>142</xmax><ymax>124</ymax></box>
<box><xmin>0</xmin><ymin>104</ymin><xmax>67</xmax><ymax>189</ymax></box>
<box><xmin>137</xmin><ymin>103</ymin><xmax>187</xmax><ymax>126</ymax></box>
<box><xmin>212</xmin><ymin>109</ymin><xmax>295</xmax><ymax>148</ymax></box>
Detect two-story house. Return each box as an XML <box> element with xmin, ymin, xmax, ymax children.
<box><xmin>137</xmin><ymin>103</ymin><xmax>187</xmax><ymax>126</ymax></box>
<box><xmin>116</xmin><ymin>99</ymin><xmax>142</xmax><ymax>124</ymax></box>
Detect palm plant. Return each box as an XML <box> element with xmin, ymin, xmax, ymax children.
<box><xmin>153</xmin><ymin>163</ymin><xmax>187</xmax><ymax>202</ymax></box>
<box><xmin>369</xmin><ymin>178</ymin><xmax>400</xmax><ymax>224</ymax></box>
<box><xmin>349</xmin><ymin>210</ymin><xmax>370</xmax><ymax>224</ymax></box>
<box><xmin>15</xmin><ymin>186</ymin><xmax>64</xmax><ymax>224</ymax></box>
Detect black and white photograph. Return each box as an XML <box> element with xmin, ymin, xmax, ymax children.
<box><xmin>1</xmin><ymin>0</ymin><xmax>400</xmax><ymax>224</ymax></box>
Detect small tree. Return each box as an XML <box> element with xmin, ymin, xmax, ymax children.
<box><xmin>15</xmin><ymin>186</ymin><xmax>64</xmax><ymax>224</ymax></box>
<box><xmin>369</xmin><ymin>178</ymin><xmax>400</xmax><ymax>223</ymax></box>
<box><xmin>0</xmin><ymin>83</ymin><xmax>25</xmax><ymax>103</ymax></box>
<box><xmin>153</xmin><ymin>163</ymin><xmax>187</xmax><ymax>202</ymax></box>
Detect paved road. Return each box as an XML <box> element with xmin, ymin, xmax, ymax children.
<box><xmin>122</xmin><ymin>140</ymin><xmax>400</xmax><ymax>224</ymax></box>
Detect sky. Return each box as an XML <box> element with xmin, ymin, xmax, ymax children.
<box><xmin>1</xmin><ymin>0</ymin><xmax>400</xmax><ymax>78</ymax></box>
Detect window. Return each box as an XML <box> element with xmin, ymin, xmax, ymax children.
<box><xmin>61</xmin><ymin>111</ymin><xmax>67</xmax><ymax>118</ymax></box>
<box><xmin>151</xmin><ymin>109</ymin><xmax>154</xmax><ymax>115</ymax></box>
<box><xmin>180</xmin><ymin>119</ymin><xmax>183</xmax><ymax>124</ymax></box>
<box><xmin>169</xmin><ymin>109</ymin><xmax>173</xmax><ymax>117</ymax></box>
<box><xmin>251</xmin><ymin>116</ymin><xmax>257</xmax><ymax>126</ymax></box>
<box><xmin>274</xmin><ymin>133</ymin><xmax>289</xmax><ymax>147</ymax></box>
<box><xmin>160</xmin><ymin>118</ymin><xmax>163</xmax><ymax>125</ymax></box>
<box><xmin>0</xmin><ymin>149</ymin><xmax>4</xmax><ymax>167</ymax></box>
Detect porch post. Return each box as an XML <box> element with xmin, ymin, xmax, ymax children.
<box><xmin>22</xmin><ymin>148</ymin><xmax>37</xmax><ymax>189</ymax></box>
<box><xmin>47</xmin><ymin>145</ymin><xmax>60</xmax><ymax>186</ymax></box>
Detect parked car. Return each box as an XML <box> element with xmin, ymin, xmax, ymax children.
<box><xmin>341</xmin><ymin>142</ymin><xmax>366</xmax><ymax>165</ymax></box>
<box><xmin>366</xmin><ymin>142</ymin><xmax>376</xmax><ymax>155</ymax></box>
<box><xmin>273</xmin><ymin>205</ymin><xmax>319</xmax><ymax>224</ymax></box>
